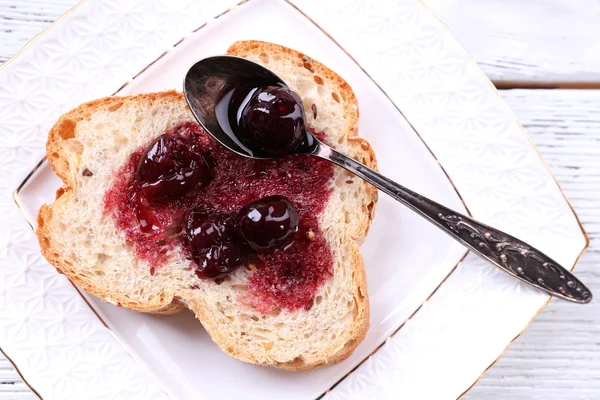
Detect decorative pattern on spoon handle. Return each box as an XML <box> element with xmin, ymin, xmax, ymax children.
<box><xmin>436</xmin><ymin>213</ymin><xmax>591</xmax><ymax>302</ymax></box>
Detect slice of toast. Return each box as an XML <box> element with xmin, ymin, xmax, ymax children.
<box><xmin>37</xmin><ymin>41</ymin><xmax>378</xmax><ymax>370</ymax></box>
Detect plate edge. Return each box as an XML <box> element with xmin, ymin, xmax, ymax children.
<box><xmin>413</xmin><ymin>1</ymin><xmax>591</xmax><ymax>396</ymax></box>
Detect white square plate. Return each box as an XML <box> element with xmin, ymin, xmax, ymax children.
<box><xmin>1</xmin><ymin>0</ymin><xmax>588</xmax><ymax>399</ymax></box>
<box><xmin>16</xmin><ymin>1</ymin><xmax>467</xmax><ymax>398</ymax></box>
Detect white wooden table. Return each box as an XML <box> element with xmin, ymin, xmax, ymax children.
<box><xmin>1</xmin><ymin>1</ymin><xmax>599</xmax><ymax>399</ymax></box>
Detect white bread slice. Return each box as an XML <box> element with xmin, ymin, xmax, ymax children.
<box><xmin>37</xmin><ymin>41</ymin><xmax>378</xmax><ymax>370</ymax></box>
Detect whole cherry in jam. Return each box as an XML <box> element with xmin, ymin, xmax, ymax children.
<box><xmin>136</xmin><ymin>133</ymin><xmax>211</xmax><ymax>202</ymax></box>
<box><xmin>234</xmin><ymin>85</ymin><xmax>306</xmax><ymax>156</ymax></box>
<box><xmin>183</xmin><ymin>211</ymin><xmax>248</xmax><ymax>279</ymax></box>
<box><xmin>184</xmin><ymin>212</ymin><xmax>232</xmax><ymax>250</ymax></box>
<box><xmin>193</xmin><ymin>243</ymin><xmax>248</xmax><ymax>279</ymax></box>
<box><xmin>237</xmin><ymin>195</ymin><xmax>299</xmax><ymax>251</ymax></box>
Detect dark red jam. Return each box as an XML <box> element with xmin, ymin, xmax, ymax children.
<box><xmin>183</xmin><ymin>212</ymin><xmax>249</xmax><ymax>279</ymax></box>
<box><xmin>104</xmin><ymin>122</ymin><xmax>334</xmax><ymax>312</ymax></box>
<box><xmin>136</xmin><ymin>133</ymin><xmax>211</xmax><ymax>202</ymax></box>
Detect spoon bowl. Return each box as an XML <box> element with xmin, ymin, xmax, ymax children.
<box><xmin>184</xmin><ymin>56</ymin><xmax>317</xmax><ymax>159</ymax></box>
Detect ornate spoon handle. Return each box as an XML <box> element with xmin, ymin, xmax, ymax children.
<box><xmin>315</xmin><ymin>142</ymin><xmax>592</xmax><ymax>304</ymax></box>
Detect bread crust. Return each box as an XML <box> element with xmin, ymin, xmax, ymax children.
<box><xmin>38</xmin><ymin>91</ymin><xmax>187</xmax><ymax>315</ymax></box>
<box><xmin>37</xmin><ymin>42</ymin><xmax>378</xmax><ymax>371</ymax></box>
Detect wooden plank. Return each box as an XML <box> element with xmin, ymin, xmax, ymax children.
<box><xmin>0</xmin><ymin>0</ymin><xmax>77</xmax><ymax>63</ymax></box>
<box><xmin>424</xmin><ymin>0</ymin><xmax>600</xmax><ymax>85</ymax></box>
<box><xmin>0</xmin><ymin>358</ymin><xmax>34</xmax><ymax>398</ymax></box>
<box><xmin>2</xmin><ymin>0</ymin><xmax>600</xmax><ymax>85</ymax></box>
<box><xmin>464</xmin><ymin>89</ymin><xmax>600</xmax><ymax>399</ymax></box>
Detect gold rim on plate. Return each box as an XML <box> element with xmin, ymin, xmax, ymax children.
<box><xmin>5</xmin><ymin>0</ymin><xmax>589</xmax><ymax>399</ymax></box>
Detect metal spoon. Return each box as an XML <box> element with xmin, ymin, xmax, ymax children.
<box><xmin>183</xmin><ymin>56</ymin><xmax>592</xmax><ymax>304</ymax></box>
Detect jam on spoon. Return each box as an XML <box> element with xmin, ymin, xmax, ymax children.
<box><xmin>229</xmin><ymin>85</ymin><xmax>307</xmax><ymax>157</ymax></box>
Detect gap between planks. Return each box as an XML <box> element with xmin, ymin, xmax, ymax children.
<box><xmin>495</xmin><ymin>81</ymin><xmax>600</xmax><ymax>90</ymax></box>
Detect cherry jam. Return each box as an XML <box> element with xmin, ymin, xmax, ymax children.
<box><xmin>185</xmin><ymin>212</ymin><xmax>233</xmax><ymax>250</ymax></box>
<box><xmin>183</xmin><ymin>212</ymin><xmax>249</xmax><ymax>279</ymax></box>
<box><xmin>136</xmin><ymin>134</ymin><xmax>210</xmax><ymax>202</ymax></box>
<box><xmin>104</xmin><ymin>122</ymin><xmax>334</xmax><ymax>313</ymax></box>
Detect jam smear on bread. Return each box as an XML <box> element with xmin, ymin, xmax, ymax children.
<box><xmin>104</xmin><ymin>122</ymin><xmax>334</xmax><ymax>312</ymax></box>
